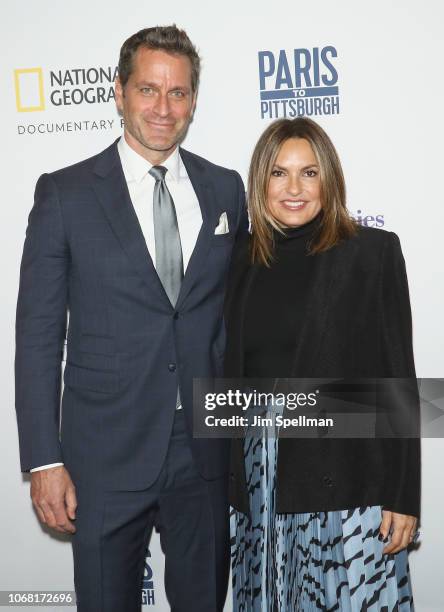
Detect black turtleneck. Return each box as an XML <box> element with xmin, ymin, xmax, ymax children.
<box><xmin>244</xmin><ymin>214</ymin><xmax>320</xmax><ymax>378</ymax></box>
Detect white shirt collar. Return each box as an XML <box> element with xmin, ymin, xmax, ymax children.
<box><xmin>118</xmin><ymin>135</ymin><xmax>185</xmax><ymax>183</ymax></box>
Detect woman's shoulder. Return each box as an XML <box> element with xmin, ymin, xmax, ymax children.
<box><xmin>354</xmin><ymin>224</ymin><xmax>398</xmax><ymax>243</ymax></box>
<box><xmin>325</xmin><ymin>225</ymin><xmax>403</xmax><ymax>278</ymax></box>
<box><xmin>342</xmin><ymin>224</ymin><xmax>401</xmax><ymax>258</ymax></box>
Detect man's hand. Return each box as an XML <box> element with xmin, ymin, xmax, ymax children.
<box><xmin>31</xmin><ymin>466</ymin><xmax>77</xmax><ymax>534</ymax></box>
<box><xmin>380</xmin><ymin>510</ymin><xmax>417</xmax><ymax>554</ymax></box>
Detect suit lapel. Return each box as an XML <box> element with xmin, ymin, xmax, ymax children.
<box><xmin>175</xmin><ymin>148</ymin><xmax>218</xmax><ymax>310</ymax></box>
<box><xmin>90</xmin><ymin>143</ymin><xmax>227</xmax><ymax>310</ymax></box>
<box><xmin>91</xmin><ymin>141</ymin><xmax>169</xmax><ymax>304</ymax></box>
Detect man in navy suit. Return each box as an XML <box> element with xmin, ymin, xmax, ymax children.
<box><xmin>15</xmin><ymin>25</ymin><xmax>246</xmax><ymax>611</ymax></box>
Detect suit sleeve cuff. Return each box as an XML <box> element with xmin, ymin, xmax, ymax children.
<box><xmin>30</xmin><ymin>462</ymin><xmax>64</xmax><ymax>472</ymax></box>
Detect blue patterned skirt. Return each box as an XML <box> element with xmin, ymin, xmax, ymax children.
<box><xmin>230</xmin><ymin>428</ymin><xmax>414</xmax><ymax>611</ymax></box>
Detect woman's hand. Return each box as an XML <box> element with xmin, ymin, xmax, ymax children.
<box><xmin>380</xmin><ymin>510</ymin><xmax>418</xmax><ymax>554</ymax></box>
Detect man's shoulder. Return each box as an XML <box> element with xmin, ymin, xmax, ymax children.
<box><xmin>179</xmin><ymin>148</ymin><xmax>241</xmax><ymax>182</ymax></box>
<box><xmin>47</xmin><ymin>139</ymin><xmax>119</xmax><ymax>184</ymax></box>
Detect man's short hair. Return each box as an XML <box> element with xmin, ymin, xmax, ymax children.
<box><xmin>118</xmin><ymin>25</ymin><xmax>201</xmax><ymax>92</ymax></box>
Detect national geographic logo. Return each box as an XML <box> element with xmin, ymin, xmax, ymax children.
<box><xmin>14</xmin><ymin>68</ymin><xmax>45</xmax><ymax>112</ymax></box>
<box><xmin>14</xmin><ymin>65</ymin><xmax>117</xmax><ymax>112</ymax></box>
<box><xmin>258</xmin><ymin>46</ymin><xmax>340</xmax><ymax>119</ymax></box>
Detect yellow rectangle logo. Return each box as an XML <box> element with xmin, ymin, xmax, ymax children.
<box><xmin>14</xmin><ymin>68</ymin><xmax>45</xmax><ymax>112</ymax></box>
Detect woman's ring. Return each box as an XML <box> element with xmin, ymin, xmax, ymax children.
<box><xmin>411</xmin><ymin>530</ymin><xmax>420</xmax><ymax>543</ymax></box>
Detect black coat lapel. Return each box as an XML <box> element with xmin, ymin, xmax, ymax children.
<box><xmin>290</xmin><ymin>240</ymin><xmax>350</xmax><ymax>377</ymax></box>
<box><xmin>91</xmin><ymin>141</ymin><xmax>169</xmax><ymax>304</ymax></box>
<box><xmin>224</xmin><ymin>236</ymin><xmax>256</xmax><ymax>378</ymax></box>
<box><xmin>225</xmin><ymin>234</ymin><xmax>346</xmax><ymax>380</ymax></box>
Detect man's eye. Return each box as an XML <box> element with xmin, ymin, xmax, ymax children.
<box><xmin>170</xmin><ymin>90</ymin><xmax>185</xmax><ymax>98</ymax></box>
<box><xmin>140</xmin><ymin>87</ymin><xmax>153</xmax><ymax>95</ymax></box>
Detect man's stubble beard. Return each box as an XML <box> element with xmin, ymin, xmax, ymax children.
<box><xmin>128</xmin><ymin>116</ymin><xmax>192</xmax><ymax>154</ymax></box>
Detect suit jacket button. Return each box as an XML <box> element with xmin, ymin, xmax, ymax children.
<box><xmin>168</xmin><ymin>363</ymin><xmax>176</xmax><ymax>372</ymax></box>
<box><xmin>173</xmin><ymin>312</ymin><xmax>179</xmax><ymax>320</ymax></box>
<box><xmin>322</xmin><ymin>475</ymin><xmax>334</xmax><ymax>487</ymax></box>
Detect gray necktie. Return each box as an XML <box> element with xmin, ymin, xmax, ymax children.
<box><xmin>149</xmin><ymin>165</ymin><xmax>183</xmax><ymax>410</ymax></box>
<box><xmin>149</xmin><ymin>165</ymin><xmax>184</xmax><ymax>306</ymax></box>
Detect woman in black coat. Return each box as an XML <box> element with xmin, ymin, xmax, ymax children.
<box><xmin>224</xmin><ymin>118</ymin><xmax>420</xmax><ymax>610</ymax></box>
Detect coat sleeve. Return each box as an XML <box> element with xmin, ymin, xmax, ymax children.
<box><xmin>379</xmin><ymin>231</ymin><xmax>421</xmax><ymax>517</ymax></box>
<box><xmin>15</xmin><ymin>173</ymin><xmax>69</xmax><ymax>471</ymax></box>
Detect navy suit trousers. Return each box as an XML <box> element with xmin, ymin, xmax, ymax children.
<box><xmin>72</xmin><ymin>409</ymin><xmax>230</xmax><ymax>612</ymax></box>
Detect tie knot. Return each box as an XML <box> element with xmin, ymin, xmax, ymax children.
<box><xmin>149</xmin><ymin>165</ymin><xmax>167</xmax><ymax>182</ymax></box>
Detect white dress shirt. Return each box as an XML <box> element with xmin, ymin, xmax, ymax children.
<box><xmin>31</xmin><ymin>136</ymin><xmax>202</xmax><ymax>472</ymax></box>
<box><xmin>118</xmin><ymin>135</ymin><xmax>202</xmax><ymax>271</ymax></box>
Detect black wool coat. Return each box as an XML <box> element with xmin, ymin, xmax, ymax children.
<box><xmin>224</xmin><ymin>225</ymin><xmax>420</xmax><ymax>517</ymax></box>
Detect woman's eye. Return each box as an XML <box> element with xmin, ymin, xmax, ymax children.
<box><xmin>271</xmin><ymin>170</ymin><xmax>284</xmax><ymax>177</ymax></box>
<box><xmin>305</xmin><ymin>169</ymin><xmax>318</xmax><ymax>177</ymax></box>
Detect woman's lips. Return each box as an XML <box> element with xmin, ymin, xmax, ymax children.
<box><xmin>280</xmin><ymin>200</ymin><xmax>308</xmax><ymax>211</ymax></box>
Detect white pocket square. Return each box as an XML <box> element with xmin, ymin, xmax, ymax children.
<box><xmin>214</xmin><ymin>212</ymin><xmax>229</xmax><ymax>235</ymax></box>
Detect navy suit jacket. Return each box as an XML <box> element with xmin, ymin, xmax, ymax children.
<box><xmin>15</xmin><ymin>139</ymin><xmax>246</xmax><ymax>490</ymax></box>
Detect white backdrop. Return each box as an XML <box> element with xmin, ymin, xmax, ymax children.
<box><xmin>1</xmin><ymin>1</ymin><xmax>443</xmax><ymax>610</ymax></box>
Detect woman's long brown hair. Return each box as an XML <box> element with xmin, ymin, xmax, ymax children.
<box><xmin>248</xmin><ymin>117</ymin><xmax>357</xmax><ymax>266</ymax></box>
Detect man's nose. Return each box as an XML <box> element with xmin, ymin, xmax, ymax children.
<box><xmin>153</xmin><ymin>93</ymin><xmax>171</xmax><ymax>117</ymax></box>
